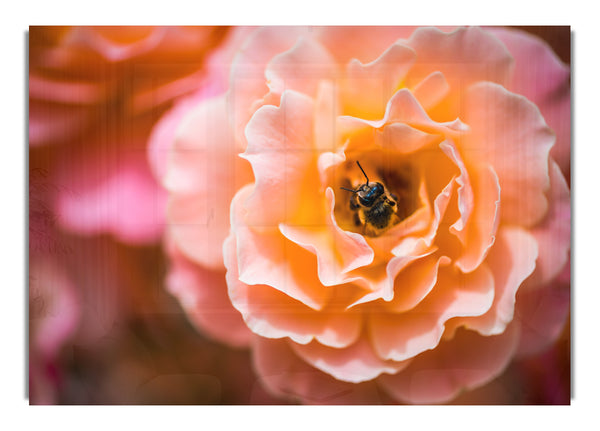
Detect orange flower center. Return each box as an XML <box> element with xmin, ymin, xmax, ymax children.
<box><xmin>334</xmin><ymin>157</ymin><xmax>420</xmax><ymax>237</ymax></box>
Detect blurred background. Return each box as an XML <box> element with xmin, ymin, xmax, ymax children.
<box><xmin>28</xmin><ymin>26</ymin><xmax>571</xmax><ymax>405</ymax></box>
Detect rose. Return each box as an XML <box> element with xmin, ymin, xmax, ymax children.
<box><xmin>29</xmin><ymin>26</ymin><xmax>230</xmax><ymax>244</ymax></box>
<box><xmin>154</xmin><ymin>26</ymin><xmax>571</xmax><ymax>404</ymax></box>
<box><xmin>29</xmin><ymin>26</ymin><xmax>229</xmax><ymax>146</ymax></box>
<box><xmin>28</xmin><ymin>27</ymin><xmax>238</xmax><ymax>403</ymax></box>
<box><xmin>151</xmin><ymin>26</ymin><xmax>570</xmax><ymax>404</ymax></box>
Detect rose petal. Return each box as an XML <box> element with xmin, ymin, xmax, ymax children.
<box><xmin>341</xmin><ymin>42</ymin><xmax>416</xmax><ymax>119</ymax></box>
<box><xmin>446</xmin><ymin>226</ymin><xmax>538</xmax><ymax>336</ymax></box>
<box><xmin>489</xmin><ymin>27</ymin><xmax>571</xmax><ymax>177</ymax></box>
<box><xmin>147</xmin><ymin>92</ymin><xmax>202</xmax><ymax>183</ymax></box>
<box><xmin>450</xmin><ymin>163</ymin><xmax>502</xmax><ymax>274</ymax></box>
<box><xmin>165</xmin><ymin>95</ymin><xmax>253</xmax><ymax>268</ymax></box>
<box><xmin>375</xmin><ymin>122</ymin><xmax>442</xmax><ymax>154</ymax></box>
<box><xmin>422</xmin><ymin>175</ymin><xmax>455</xmax><ymax>247</ymax></box>
<box><xmin>226</xmin><ymin>228</ymin><xmax>361</xmax><ymax>347</ymax></box>
<box><xmin>252</xmin><ymin>337</ymin><xmax>388</xmax><ymax>404</ymax></box>
<box><xmin>377</xmin><ymin>322</ymin><xmax>520</xmax><ymax>404</ymax></box>
<box><xmin>228</xmin><ymin>27</ymin><xmax>311</xmax><ymax>144</ymax></box>
<box><xmin>232</xmin><ymin>228</ymin><xmax>328</xmax><ymax>311</ymax></box>
<box><xmin>406</xmin><ymin>26</ymin><xmax>513</xmax><ymax>96</ymax></box>
<box><xmin>317</xmin><ymin>148</ymin><xmax>347</xmax><ymax>190</ymax></box>
<box><xmin>464</xmin><ymin>81</ymin><xmax>554</xmax><ymax>227</ymax></box>
<box><xmin>514</xmin><ymin>275</ymin><xmax>570</xmax><ymax>358</ymax></box>
<box><xmin>384</xmin><ymin>254</ymin><xmax>452</xmax><ymax>313</ymax></box>
<box><xmin>291</xmin><ymin>335</ymin><xmax>410</xmax><ymax>383</ymax></box>
<box><xmin>315</xmin><ymin>26</ymin><xmax>418</xmax><ymax>64</ymax></box>
<box><xmin>147</xmin><ymin>50</ymin><xmax>239</xmax><ymax>183</ymax></box>
<box><xmin>440</xmin><ymin>140</ymin><xmax>474</xmax><ymax>237</ymax></box>
<box><xmin>279</xmin><ymin>187</ymin><xmax>374</xmax><ymax>286</ymax></box>
<box><xmin>164</xmin><ymin>95</ymin><xmax>251</xmax><ymax>194</ymax></box>
<box><xmin>265</xmin><ymin>36</ymin><xmax>338</xmax><ymax>100</ymax></box>
<box><xmin>369</xmin><ymin>264</ymin><xmax>495</xmax><ymax>362</ymax></box>
<box><xmin>346</xmin><ymin>247</ymin><xmax>437</xmax><ymax>309</ymax></box>
<box><xmin>229</xmin><ymin>185</ymin><xmax>330</xmax><ymax>311</ymax></box>
<box><xmin>339</xmin><ymin>88</ymin><xmax>434</xmax><ymax>131</ymax></box>
<box><xmin>339</xmin><ymin>88</ymin><xmax>468</xmax><ymax>141</ymax></box>
<box><xmin>228</xmin><ymin>281</ymin><xmax>356</xmax><ymax>347</ymax></box>
<box><xmin>242</xmin><ymin>90</ymin><xmax>320</xmax><ymax>226</ymax></box>
<box><xmin>525</xmin><ymin>161</ymin><xmax>571</xmax><ymax>288</ymax></box>
<box><xmin>313</xmin><ymin>80</ymin><xmax>340</xmax><ymax>153</ymax></box>
<box><xmin>166</xmin><ymin>239</ymin><xmax>252</xmax><ymax>347</ymax></box>
<box><xmin>411</xmin><ymin>71</ymin><xmax>451</xmax><ymax>111</ymax></box>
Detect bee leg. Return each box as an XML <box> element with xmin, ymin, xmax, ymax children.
<box><xmin>353</xmin><ymin>212</ymin><xmax>362</xmax><ymax>227</ymax></box>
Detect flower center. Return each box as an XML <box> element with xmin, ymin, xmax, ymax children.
<box><xmin>334</xmin><ymin>157</ymin><xmax>420</xmax><ymax>237</ymax></box>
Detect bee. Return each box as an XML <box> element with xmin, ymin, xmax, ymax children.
<box><xmin>340</xmin><ymin>161</ymin><xmax>399</xmax><ymax>236</ymax></box>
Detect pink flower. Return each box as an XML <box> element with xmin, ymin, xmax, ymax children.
<box><xmin>28</xmin><ymin>27</ymin><xmax>236</xmax><ymax>403</ymax></box>
<box><xmin>151</xmin><ymin>26</ymin><xmax>570</xmax><ymax>404</ymax></box>
<box><xmin>29</xmin><ymin>26</ymin><xmax>229</xmax><ymax>244</ymax></box>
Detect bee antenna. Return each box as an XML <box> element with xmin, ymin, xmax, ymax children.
<box><xmin>356</xmin><ymin>161</ymin><xmax>369</xmax><ymax>184</ymax></box>
<box><xmin>340</xmin><ymin>187</ymin><xmax>358</xmax><ymax>193</ymax></box>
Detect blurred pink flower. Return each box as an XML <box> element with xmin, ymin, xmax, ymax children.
<box><xmin>28</xmin><ymin>26</ymin><xmax>237</xmax><ymax>404</ymax></box>
<box><xmin>29</xmin><ymin>26</ymin><xmax>229</xmax><ymax>146</ymax></box>
<box><xmin>29</xmin><ymin>26</ymin><xmax>229</xmax><ymax>244</ymax></box>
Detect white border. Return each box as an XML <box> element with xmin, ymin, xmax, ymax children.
<box><xmin>4</xmin><ymin>1</ymin><xmax>596</xmax><ymax>430</ymax></box>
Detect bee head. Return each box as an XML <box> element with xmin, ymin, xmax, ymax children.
<box><xmin>357</xmin><ymin>182</ymin><xmax>384</xmax><ymax>207</ymax></box>
<box><xmin>340</xmin><ymin>161</ymin><xmax>386</xmax><ymax>207</ymax></box>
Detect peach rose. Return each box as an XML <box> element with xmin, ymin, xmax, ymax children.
<box><xmin>152</xmin><ymin>26</ymin><xmax>570</xmax><ymax>404</ymax></box>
